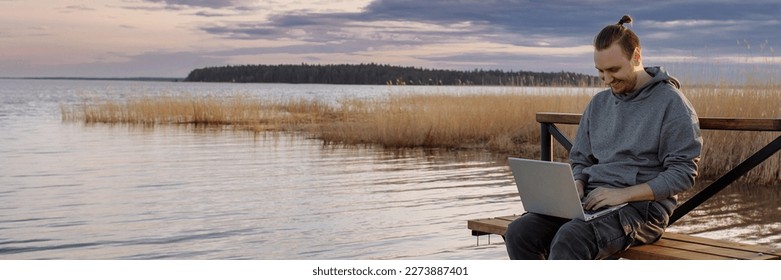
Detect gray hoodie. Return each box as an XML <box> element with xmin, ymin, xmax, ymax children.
<box><xmin>570</xmin><ymin>67</ymin><xmax>703</xmax><ymax>213</ymax></box>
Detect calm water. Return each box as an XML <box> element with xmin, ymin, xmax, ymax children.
<box><xmin>0</xmin><ymin>79</ymin><xmax>778</xmax><ymax>259</ymax></box>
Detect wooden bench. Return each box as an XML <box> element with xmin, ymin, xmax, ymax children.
<box><xmin>468</xmin><ymin>112</ymin><xmax>781</xmax><ymax>260</ymax></box>
<box><xmin>468</xmin><ymin>215</ymin><xmax>780</xmax><ymax>260</ymax></box>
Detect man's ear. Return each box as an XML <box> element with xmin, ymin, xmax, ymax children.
<box><xmin>633</xmin><ymin>48</ymin><xmax>642</xmax><ymax>62</ymax></box>
<box><xmin>632</xmin><ymin>47</ymin><xmax>642</xmax><ymax>66</ymax></box>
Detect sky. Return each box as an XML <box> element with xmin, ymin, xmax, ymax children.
<box><xmin>1</xmin><ymin>0</ymin><xmax>780</xmax><ymax>78</ymax></box>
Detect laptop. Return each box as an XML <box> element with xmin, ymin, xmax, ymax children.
<box><xmin>508</xmin><ymin>157</ymin><xmax>626</xmax><ymax>221</ymax></box>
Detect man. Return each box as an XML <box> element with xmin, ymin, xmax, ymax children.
<box><xmin>504</xmin><ymin>15</ymin><xmax>702</xmax><ymax>260</ymax></box>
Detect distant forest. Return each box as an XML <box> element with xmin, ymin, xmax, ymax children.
<box><xmin>184</xmin><ymin>63</ymin><xmax>600</xmax><ymax>86</ymax></box>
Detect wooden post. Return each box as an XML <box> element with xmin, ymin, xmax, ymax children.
<box><xmin>540</xmin><ymin>123</ymin><xmax>552</xmax><ymax>161</ymax></box>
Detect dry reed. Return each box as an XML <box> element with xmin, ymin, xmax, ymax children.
<box><xmin>316</xmin><ymin>90</ymin><xmax>591</xmax><ymax>155</ymax></box>
<box><xmin>61</xmin><ymin>83</ymin><xmax>781</xmax><ymax>186</ymax></box>
<box><xmin>60</xmin><ymin>95</ymin><xmax>351</xmax><ymax>131</ymax></box>
<box><xmin>685</xmin><ymin>84</ymin><xmax>781</xmax><ymax>187</ymax></box>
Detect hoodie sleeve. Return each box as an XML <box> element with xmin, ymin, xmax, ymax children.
<box><xmin>645</xmin><ymin>108</ymin><xmax>703</xmax><ymax>199</ymax></box>
<box><xmin>570</xmin><ymin>101</ymin><xmax>596</xmax><ymax>183</ymax></box>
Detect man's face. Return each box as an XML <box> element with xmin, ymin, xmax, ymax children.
<box><xmin>594</xmin><ymin>43</ymin><xmax>637</xmax><ymax>95</ymax></box>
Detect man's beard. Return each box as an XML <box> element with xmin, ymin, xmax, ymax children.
<box><xmin>610</xmin><ymin>74</ymin><xmax>637</xmax><ymax>95</ymax></box>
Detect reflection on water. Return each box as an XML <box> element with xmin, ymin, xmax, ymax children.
<box><xmin>670</xmin><ymin>182</ymin><xmax>781</xmax><ymax>245</ymax></box>
<box><xmin>1</xmin><ymin>119</ymin><xmax>520</xmax><ymax>259</ymax></box>
<box><xmin>1</xmin><ymin>79</ymin><xmax>778</xmax><ymax>259</ymax></box>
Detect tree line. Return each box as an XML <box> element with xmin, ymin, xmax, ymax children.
<box><xmin>184</xmin><ymin>63</ymin><xmax>600</xmax><ymax>86</ymax></box>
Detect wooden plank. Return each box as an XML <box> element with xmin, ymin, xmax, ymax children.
<box><xmin>535</xmin><ymin>112</ymin><xmax>581</xmax><ymax>125</ymax></box>
<box><xmin>699</xmin><ymin>117</ymin><xmax>781</xmax><ymax>131</ymax></box>
<box><xmin>535</xmin><ymin>112</ymin><xmax>781</xmax><ymax>131</ymax></box>
<box><xmin>467</xmin><ymin>218</ymin><xmax>510</xmax><ymax>236</ymax></box>
<box><xmin>467</xmin><ymin>216</ymin><xmax>780</xmax><ymax>260</ymax></box>
<box><xmin>653</xmin><ymin>238</ymin><xmax>777</xmax><ymax>260</ymax></box>
<box><xmin>617</xmin><ymin>244</ymin><xmax>733</xmax><ymax>260</ymax></box>
<box><xmin>467</xmin><ymin>215</ymin><xmax>519</xmax><ymax>236</ymax></box>
<box><xmin>661</xmin><ymin>232</ymin><xmax>781</xmax><ymax>259</ymax></box>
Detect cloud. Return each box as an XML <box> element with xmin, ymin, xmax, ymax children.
<box><xmin>199</xmin><ymin>2</ymin><xmax>586</xmax><ymax>47</ymax></box>
<box><xmin>193</xmin><ymin>10</ymin><xmax>235</xmax><ymax>17</ymax></box>
<box><xmin>200</xmin><ymin>23</ymin><xmax>277</xmax><ymax>39</ymax></box>
<box><xmin>10</xmin><ymin>0</ymin><xmax>781</xmax><ymax>77</ymax></box>
<box><xmin>185</xmin><ymin>0</ymin><xmax>781</xmax><ymax>75</ymax></box>
<box><xmin>193</xmin><ymin>0</ymin><xmax>620</xmax><ymax>73</ymax></box>
<box><xmin>142</xmin><ymin>0</ymin><xmax>246</xmax><ymax>9</ymax></box>
<box><xmin>63</xmin><ymin>5</ymin><xmax>95</xmax><ymax>11</ymax></box>
<box><xmin>124</xmin><ymin>0</ymin><xmax>257</xmax><ymax>12</ymax></box>
<box><xmin>1</xmin><ymin>50</ymin><xmax>226</xmax><ymax>78</ymax></box>
<box><xmin>642</xmin><ymin>18</ymin><xmax>781</xmax><ymax>34</ymax></box>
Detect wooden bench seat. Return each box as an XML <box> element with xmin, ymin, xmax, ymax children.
<box><xmin>468</xmin><ymin>215</ymin><xmax>781</xmax><ymax>260</ymax></box>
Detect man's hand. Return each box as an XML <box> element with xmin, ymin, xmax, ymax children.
<box><xmin>583</xmin><ymin>183</ymin><xmax>655</xmax><ymax>210</ymax></box>
<box><xmin>583</xmin><ymin>187</ymin><xmax>627</xmax><ymax>210</ymax></box>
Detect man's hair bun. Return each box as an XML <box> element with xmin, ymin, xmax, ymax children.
<box><xmin>595</xmin><ymin>14</ymin><xmax>639</xmax><ymax>55</ymax></box>
<box><xmin>618</xmin><ymin>15</ymin><xmax>632</xmax><ymax>26</ymax></box>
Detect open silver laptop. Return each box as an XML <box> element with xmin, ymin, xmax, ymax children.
<box><xmin>508</xmin><ymin>157</ymin><xmax>626</xmax><ymax>221</ymax></box>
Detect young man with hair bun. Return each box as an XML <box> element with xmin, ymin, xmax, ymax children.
<box><xmin>504</xmin><ymin>15</ymin><xmax>703</xmax><ymax>260</ymax></box>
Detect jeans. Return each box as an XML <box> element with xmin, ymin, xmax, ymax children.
<box><xmin>504</xmin><ymin>201</ymin><xmax>669</xmax><ymax>260</ymax></box>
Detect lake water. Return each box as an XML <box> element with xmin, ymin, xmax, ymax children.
<box><xmin>1</xmin><ymin>79</ymin><xmax>778</xmax><ymax>259</ymax></box>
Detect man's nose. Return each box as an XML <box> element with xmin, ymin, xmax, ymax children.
<box><xmin>602</xmin><ymin>74</ymin><xmax>613</xmax><ymax>85</ymax></box>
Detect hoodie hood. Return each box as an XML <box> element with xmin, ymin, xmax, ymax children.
<box><xmin>613</xmin><ymin>66</ymin><xmax>681</xmax><ymax>102</ymax></box>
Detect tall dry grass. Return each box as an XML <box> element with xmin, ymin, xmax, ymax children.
<box><xmin>685</xmin><ymin>84</ymin><xmax>781</xmax><ymax>187</ymax></box>
<box><xmin>317</xmin><ymin>90</ymin><xmax>591</xmax><ymax>155</ymax></box>
<box><xmin>61</xmin><ymin>83</ymin><xmax>780</xmax><ymax>186</ymax></box>
<box><xmin>61</xmin><ymin>95</ymin><xmax>354</xmax><ymax>131</ymax></box>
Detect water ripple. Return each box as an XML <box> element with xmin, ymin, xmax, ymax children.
<box><xmin>2</xmin><ymin>80</ymin><xmax>778</xmax><ymax>259</ymax></box>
